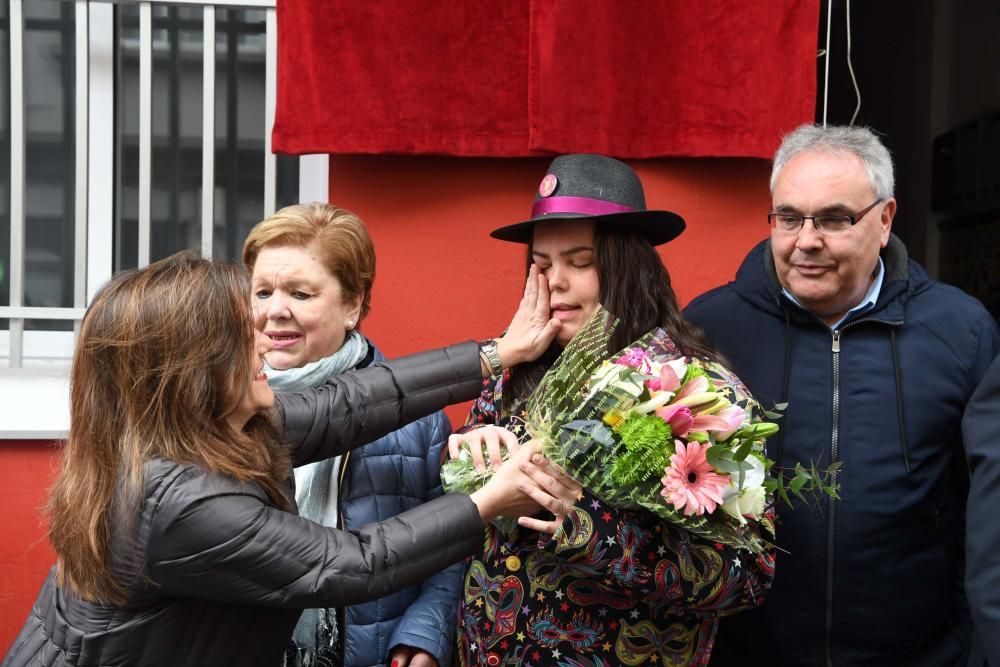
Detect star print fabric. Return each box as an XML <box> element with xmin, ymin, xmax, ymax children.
<box><xmin>454</xmin><ymin>372</ymin><xmax>775</xmax><ymax>667</ymax></box>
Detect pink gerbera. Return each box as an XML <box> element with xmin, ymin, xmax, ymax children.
<box><xmin>661</xmin><ymin>440</ymin><xmax>730</xmax><ymax>516</ymax></box>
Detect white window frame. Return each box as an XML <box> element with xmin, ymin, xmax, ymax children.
<box><xmin>0</xmin><ymin>0</ymin><xmax>329</xmax><ymax>437</ymax></box>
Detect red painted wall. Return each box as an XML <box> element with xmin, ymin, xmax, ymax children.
<box><xmin>0</xmin><ymin>156</ymin><xmax>771</xmax><ymax>653</ymax></box>
<box><xmin>0</xmin><ymin>441</ymin><xmax>59</xmax><ymax>652</ymax></box>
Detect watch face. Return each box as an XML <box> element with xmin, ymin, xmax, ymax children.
<box><xmin>481</xmin><ymin>339</ymin><xmax>502</xmax><ymax>376</ymax></box>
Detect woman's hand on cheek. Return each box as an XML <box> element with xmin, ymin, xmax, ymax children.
<box><xmin>496</xmin><ymin>264</ymin><xmax>561</xmax><ymax>367</ymax></box>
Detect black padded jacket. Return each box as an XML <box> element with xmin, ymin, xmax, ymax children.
<box><xmin>3</xmin><ymin>343</ymin><xmax>483</xmax><ymax>667</ymax></box>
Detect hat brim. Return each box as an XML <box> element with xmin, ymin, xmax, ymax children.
<box><xmin>489</xmin><ymin>210</ymin><xmax>686</xmax><ymax>246</ymax></box>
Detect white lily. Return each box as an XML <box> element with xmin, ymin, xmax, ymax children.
<box><xmin>718</xmin><ymin>456</ymin><xmax>766</xmax><ymax>524</ymax></box>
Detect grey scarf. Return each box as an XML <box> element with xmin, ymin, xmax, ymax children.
<box><xmin>268</xmin><ymin>331</ymin><xmax>368</xmax><ymax>667</ymax></box>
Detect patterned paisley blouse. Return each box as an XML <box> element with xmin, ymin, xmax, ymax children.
<box><xmin>455</xmin><ymin>368</ymin><xmax>776</xmax><ymax>667</ymax></box>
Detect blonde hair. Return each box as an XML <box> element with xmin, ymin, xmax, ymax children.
<box><xmin>243</xmin><ymin>203</ymin><xmax>376</xmax><ymax>322</ymax></box>
<box><xmin>48</xmin><ymin>251</ymin><xmax>289</xmax><ymax>604</ymax></box>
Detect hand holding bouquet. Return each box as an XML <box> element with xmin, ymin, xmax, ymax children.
<box><xmin>444</xmin><ymin>307</ymin><xmax>838</xmax><ymax>553</ymax></box>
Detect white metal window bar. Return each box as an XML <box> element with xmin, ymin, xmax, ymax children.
<box><xmin>0</xmin><ymin>0</ymin><xmax>312</xmax><ymax>373</ymax></box>
<box><xmin>8</xmin><ymin>0</ymin><xmax>26</xmax><ymax>367</ymax></box>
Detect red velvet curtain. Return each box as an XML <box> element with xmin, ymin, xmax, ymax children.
<box><xmin>273</xmin><ymin>1</ymin><xmax>819</xmax><ymax>159</ymax></box>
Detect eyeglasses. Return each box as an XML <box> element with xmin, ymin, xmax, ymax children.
<box><xmin>768</xmin><ymin>199</ymin><xmax>883</xmax><ymax>235</ymax></box>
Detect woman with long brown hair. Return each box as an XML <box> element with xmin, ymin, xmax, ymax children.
<box><xmin>4</xmin><ymin>250</ymin><xmax>580</xmax><ymax>667</ymax></box>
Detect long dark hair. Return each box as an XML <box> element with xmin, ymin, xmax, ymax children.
<box><xmin>48</xmin><ymin>251</ymin><xmax>289</xmax><ymax>604</ymax></box>
<box><xmin>508</xmin><ymin>224</ymin><xmax>719</xmax><ymax>400</ymax></box>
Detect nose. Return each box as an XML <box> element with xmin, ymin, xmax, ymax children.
<box><xmin>545</xmin><ymin>263</ymin><xmax>569</xmax><ymax>292</ymax></box>
<box><xmin>794</xmin><ymin>218</ymin><xmax>824</xmax><ymax>251</ymax></box>
<box><xmin>264</xmin><ymin>291</ymin><xmax>291</xmax><ymax>321</ymax></box>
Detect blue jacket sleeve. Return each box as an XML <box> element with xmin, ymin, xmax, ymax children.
<box><xmin>963</xmin><ymin>323</ymin><xmax>1000</xmax><ymax>667</ymax></box>
<box><xmin>387</xmin><ymin>411</ymin><xmax>464</xmax><ymax>665</ymax></box>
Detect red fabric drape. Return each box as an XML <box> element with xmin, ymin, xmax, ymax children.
<box><xmin>273</xmin><ymin>1</ymin><xmax>818</xmax><ymax>159</ymax></box>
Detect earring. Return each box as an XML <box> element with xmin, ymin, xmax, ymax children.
<box><xmin>346</xmin><ymin>320</ymin><xmax>355</xmax><ymax>330</ymax></box>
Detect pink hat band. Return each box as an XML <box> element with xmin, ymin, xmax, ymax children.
<box><xmin>530</xmin><ymin>195</ymin><xmax>636</xmax><ymax>219</ymax></box>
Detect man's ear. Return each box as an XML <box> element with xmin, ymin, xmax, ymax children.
<box><xmin>879</xmin><ymin>198</ymin><xmax>896</xmax><ymax>248</ymax></box>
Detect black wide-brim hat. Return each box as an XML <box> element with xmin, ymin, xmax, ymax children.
<box><xmin>490</xmin><ymin>153</ymin><xmax>685</xmax><ymax>245</ymax></box>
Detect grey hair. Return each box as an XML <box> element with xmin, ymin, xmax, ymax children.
<box><xmin>770</xmin><ymin>124</ymin><xmax>895</xmax><ymax>200</ymax></box>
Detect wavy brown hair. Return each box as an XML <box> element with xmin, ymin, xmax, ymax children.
<box><xmin>47</xmin><ymin>251</ymin><xmax>289</xmax><ymax>604</ymax></box>
<box><xmin>509</xmin><ymin>224</ymin><xmax>721</xmax><ymax>399</ymax></box>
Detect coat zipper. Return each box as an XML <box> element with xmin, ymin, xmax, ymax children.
<box><xmin>826</xmin><ymin>330</ymin><xmax>841</xmax><ymax>667</ymax></box>
<box><xmin>822</xmin><ymin>317</ymin><xmax>900</xmax><ymax>667</ymax></box>
<box><xmin>777</xmin><ymin>297</ymin><xmax>905</xmax><ymax>666</ymax></box>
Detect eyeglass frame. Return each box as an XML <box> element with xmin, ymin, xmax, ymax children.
<box><xmin>767</xmin><ymin>198</ymin><xmax>883</xmax><ymax>235</ymax></box>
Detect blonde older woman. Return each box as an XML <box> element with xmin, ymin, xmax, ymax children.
<box><xmin>244</xmin><ymin>204</ymin><xmax>459</xmax><ymax>667</ymax></box>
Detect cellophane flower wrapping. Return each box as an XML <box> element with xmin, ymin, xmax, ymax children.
<box><xmin>443</xmin><ymin>307</ymin><xmax>778</xmax><ymax>553</ymax></box>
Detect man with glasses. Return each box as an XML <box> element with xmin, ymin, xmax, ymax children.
<box><xmin>685</xmin><ymin>124</ymin><xmax>999</xmax><ymax>666</ymax></box>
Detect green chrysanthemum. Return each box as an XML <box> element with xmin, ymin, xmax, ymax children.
<box><xmin>610</xmin><ymin>413</ymin><xmax>673</xmax><ymax>486</ymax></box>
<box><xmin>681</xmin><ymin>363</ymin><xmax>710</xmax><ymax>385</ymax></box>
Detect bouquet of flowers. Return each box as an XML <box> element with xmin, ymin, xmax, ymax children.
<box><xmin>443</xmin><ymin>307</ymin><xmax>838</xmax><ymax>553</ymax></box>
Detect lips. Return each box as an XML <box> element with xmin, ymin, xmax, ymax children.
<box><xmin>551</xmin><ymin>303</ymin><xmax>580</xmax><ymax>321</ymax></box>
<box><xmin>792</xmin><ymin>264</ymin><xmax>832</xmax><ymax>277</ymax></box>
<box><xmin>265</xmin><ymin>331</ymin><xmax>301</xmax><ymax>349</ymax></box>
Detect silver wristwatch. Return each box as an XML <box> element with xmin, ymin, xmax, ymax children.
<box><xmin>478</xmin><ymin>338</ymin><xmax>503</xmax><ymax>378</ymax></box>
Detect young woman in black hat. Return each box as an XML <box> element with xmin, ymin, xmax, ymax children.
<box><xmin>448</xmin><ymin>154</ymin><xmax>775</xmax><ymax>667</ymax></box>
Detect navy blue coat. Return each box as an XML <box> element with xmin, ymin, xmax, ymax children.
<box><xmin>336</xmin><ymin>342</ymin><xmax>462</xmax><ymax>667</ymax></box>
<box><xmin>962</xmin><ymin>354</ymin><xmax>1000</xmax><ymax>667</ymax></box>
<box><xmin>685</xmin><ymin>237</ymin><xmax>999</xmax><ymax>666</ymax></box>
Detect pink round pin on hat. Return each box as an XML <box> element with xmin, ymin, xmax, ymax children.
<box><xmin>538</xmin><ymin>173</ymin><xmax>558</xmax><ymax>197</ymax></box>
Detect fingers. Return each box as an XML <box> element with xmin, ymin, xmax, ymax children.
<box><xmin>483</xmin><ymin>425</ymin><xmax>521</xmax><ymax>469</ymax></box>
<box><xmin>468</xmin><ymin>440</ymin><xmax>486</xmax><ymax>470</ymax></box>
<box><xmin>500</xmin><ymin>427</ymin><xmax>521</xmax><ymax>455</ymax></box>
<box><xmin>390</xmin><ymin>648</ymin><xmax>435</xmax><ymax>667</ymax></box>
<box><xmin>388</xmin><ymin>646</ymin><xmax>415</xmax><ymax>667</ymax></box>
<box><xmin>519</xmin><ymin>453</ymin><xmax>581</xmax><ymax>509</ymax></box>
<box><xmin>407</xmin><ymin>651</ymin><xmax>438</xmax><ymax>667</ymax></box>
<box><xmin>447</xmin><ymin>433</ymin><xmax>463</xmax><ymax>461</ymax></box>
<box><xmin>543</xmin><ymin>316</ymin><xmax>562</xmax><ymax>342</ymax></box>
<box><xmin>532</xmin><ymin>266</ymin><xmax>551</xmax><ymax>320</ymax></box>
<box><xmin>518</xmin><ymin>514</ymin><xmax>564</xmax><ymax>534</ymax></box>
<box><xmin>529</xmin><ymin>453</ymin><xmax>582</xmax><ymax>497</ymax></box>
<box><xmin>482</xmin><ymin>427</ymin><xmax>503</xmax><ymax>470</ymax></box>
<box><xmin>449</xmin><ymin>427</ymin><xmax>521</xmax><ymax>471</ymax></box>
<box><xmin>450</xmin><ymin>432</ymin><xmax>487</xmax><ymax>470</ymax></box>
<box><xmin>516</xmin><ymin>479</ymin><xmax>566</xmax><ymax>517</ymax></box>
<box><xmin>522</xmin><ymin>263</ymin><xmax>539</xmax><ymax>311</ymax></box>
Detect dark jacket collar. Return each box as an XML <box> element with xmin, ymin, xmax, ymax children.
<box><xmin>732</xmin><ymin>233</ymin><xmax>927</xmax><ymax>326</ymax></box>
